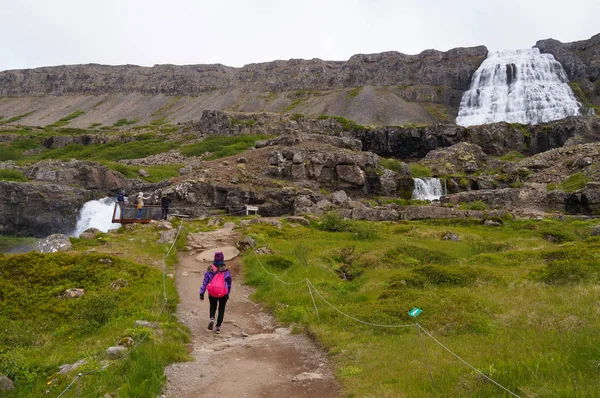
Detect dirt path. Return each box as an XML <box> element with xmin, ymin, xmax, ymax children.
<box><xmin>163</xmin><ymin>225</ymin><xmax>341</xmax><ymax>397</ymax></box>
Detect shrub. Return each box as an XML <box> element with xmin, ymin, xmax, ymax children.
<box><xmin>348</xmin><ymin>221</ymin><xmax>378</xmax><ymax>240</ymax></box>
<box><xmin>321</xmin><ymin>211</ymin><xmax>349</xmax><ymax>232</ymax></box>
<box><xmin>535</xmin><ymin>261</ymin><xmax>591</xmax><ymax>285</ymax></box>
<box><xmin>265</xmin><ymin>255</ymin><xmax>294</xmax><ymax>270</ymax></box>
<box><xmin>290</xmin><ymin>113</ymin><xmax>304</xmax><ymax>121</ymax></box>
<box><xmin>0</xmin><ymin>169</ymin><xmax>27</xmax><ymax>182</ymax></box>
<box><xmin>413</xmin><ymin>264</ymin><xmax>480</xmax><ymax>287</ymax></box>
<box><xmin>409</xmin><ymin>163</ymin><xmax>432</xmax><ymax>178</ymax></box>
<box><xmin>380</xmin><ymin>158</ymin><xmax>404</xmax><ymax>173</ymax></box>
<box><xmin>458</xmin><ymin>200</ymin><xmax>489</xmax><ymax>211</ymax></box>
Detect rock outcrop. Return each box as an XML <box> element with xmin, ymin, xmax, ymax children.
<box><xmin>536</xmin><ymin>33</ymin><xmax>600</xmax><ymax>112</ymax></box>
<box><xmin>23</xmin><ymin>160</ymin><xmax>128</xmax><ymax>191</ymax></box>
<box><xmin>0</xmin><ymin>181</ymin><xmax>90</xmax><ymax>236</ymax></box>
<box><xmin>0</xmin><ymin>46</ymin><xmax>487</xmax><ymax>127</ymax></box>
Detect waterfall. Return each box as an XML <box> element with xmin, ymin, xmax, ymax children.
<box><xmin>456</xmin><ymin>48</ymin><xmax>581</xmax><ymax>127</ymax></box>
<box><xmin>412</xmin><ymin>178</ymin><xmax>445</xmax><ymax>201</ymax></box>
<box><xmin>71</xmin><ymin>198</ymin><xmax>121</xmax><ymax>237</ymax></box>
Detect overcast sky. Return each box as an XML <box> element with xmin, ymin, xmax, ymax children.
<box><xmin>1</xmin><ymin>0</ymin><xmax>598</xmax><ymax>71</ymax></box>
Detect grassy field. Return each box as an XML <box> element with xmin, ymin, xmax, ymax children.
<box><xmin>0</xmin><ymin>222</ymin><xmax>190</xmax><ymax>397</ymax></box>
<box><xmin>240</xmin><ymin>216</ymin><xmax>600</xmax><ymax>397</ymax></box>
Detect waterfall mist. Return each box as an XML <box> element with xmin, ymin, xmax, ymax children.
<box><xmin>71</xmin><ymin>198</ymin><xmax>121</xmax><ymax>237</ymax></box>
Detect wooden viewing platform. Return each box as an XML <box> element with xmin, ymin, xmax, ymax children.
<box><xmin>111</xmin><ymin>203</ymin><xmax>162</xmax><ymax>224</ymax></box>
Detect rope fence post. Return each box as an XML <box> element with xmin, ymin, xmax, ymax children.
<box><xmin>416</xmin><ymin>322</ymin><xmax>436</xmax><ymax>392</ymax></box>
<box><xmin>307</xmin><ymin>279</ymin><xmax>320</xmax><ymax>319</ymax></box>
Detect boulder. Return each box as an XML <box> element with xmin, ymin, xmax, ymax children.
<box><xmin>0</xmin><ymin>375</ymin><xmax>14</xmax><ymax>391</ymax></box>
<box><xmin>138</xmin><ymin>169</ymin><xmax>150</xmax><ymax>178</ymax></box>
<box><xmin>64</xmin><ymin>288</ymin><xmax>85</xmax><ymax>299</ymax></box>
<box><xmin>286</xmin><ymin>216</ymin><xmax>310</xmax><ymax>226</ymax></box>
<box><xmin>37</xmin><ymin>234</ymin><xmax>72</xmax><ymax>253</ymax></box>
<box><xmin>118</xmin><ymin>337</ymin><xmax>135</xmax><ymax>347</ymax></box>
<box><xmin>80</xmin><ymin>228</ymin><xmax>100</xmax><ymax>239</ymax></box>
<box><xmin>159</xmin><ymin>229</ymin><xmax>177</xmax><ymax>243</ymax></box>
<box><xmin>110</xmin><ymin>279</ymin><xmax>129</xmax><ymax>290</ymax></box>
<box><xmin>442</xmin><ymin>232</ymin><xmax>460</xmax><ymax>241</ymax></box>
<box><xmin>58</xmin><ymin>359</ymin><xmax>87</xmax><ymax>375</ymax></box>
<box><xmin>330</xmin><ymin>190</ymin><xmax>349</xmax><ymax>205</ymax></box>
<box><xmin>236</xmin><ymin>236</ymin><xmax>256</xmax><ymax>251</ymax></box>
<box><xmin>105</xmin><ymin>346</ymin><xmax>127</xmax><ymax>360</ymax></box>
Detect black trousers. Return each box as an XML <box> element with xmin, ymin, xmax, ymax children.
<box><xmin>161</xmin><ymin>208</ymin><xmax>169</xmax><ymax>220</ymax></box>
<box><xmin>208</xmin><ymin>295</ymin><xmax>229</xmax><ymax>327</ymax></box>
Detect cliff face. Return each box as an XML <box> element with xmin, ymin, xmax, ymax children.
<box><xmin>0</xmin><ymin>46</ymin><xmax>487</xmax><ymax>127</ymax></box>
<box><xmin>536</xmin><ymin>33</ymin><xmax>600</xmax><ymax>111</ymax></box>
<box><xmin>0</xmin><ymin>47</ymin><xmax>487</xmax><ymax>96</ymax></box>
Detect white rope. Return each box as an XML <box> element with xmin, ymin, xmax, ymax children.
<box><xmin>252</xmin><ymin>247</ymin><xmax>307</xmax><ymax>285</ymax></box>
<box><xmin>306</xmin><ymin>280</ymin><xmax>320</xmax><ymax>319</ymax></box>
<box><xmin>418</xmin><ymin>325</ymin><xmax>521</xmax><ymax>398</ymax></box>
<box><xmin>307</xmin><ymin>280</ymin><xmax>417</xmax><ymax>329</ymax></box>
<box><xmin>56</xmin><ymin>222</ymin><xmax>184</xmax><ymax>397</ymax></box>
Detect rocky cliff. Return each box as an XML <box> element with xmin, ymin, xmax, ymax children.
<box><xmin>536</xmin><ymin>33</ymin><xmax>600</xmax><ymax>112</ymax></box>
<box><xmin>0</xmin><ymin>46</ymin><xmax>487</xmax><ymax>127</ymax></box>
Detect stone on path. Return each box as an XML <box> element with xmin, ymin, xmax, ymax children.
<box><xmin>195</xmin><ymin>246</ymin><xmax>240</xmax><ymax>263</ymax></box>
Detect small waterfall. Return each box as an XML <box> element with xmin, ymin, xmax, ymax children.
<box><xmin>456</xmin><ymin>48</ymin><xmax>581</xmax><ymax>127</ymax></box>
<box><xmin>412</xmin><ymin>178</ymin><xmax>445</xmax><ymax>201</ymax></box>
<box><xmin>71</xmin><ymin>198</ymin><xmax>121</xmax><ymax>237</ymax></box>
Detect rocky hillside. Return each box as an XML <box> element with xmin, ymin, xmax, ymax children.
<box><xmin>0</xmin><ymin>46</ymin><xmax>487</xmax><ymax>127</ymax></box>
<box><xmin>536</xmin><ymin>33</ymin><xmax>600</xmax><ymax>113</ymax></box>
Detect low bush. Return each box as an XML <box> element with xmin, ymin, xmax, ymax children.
<box><xmin>181</xmin><ymin>134</ymin><xmax>271</xmax><ymax>160</ymax></box>
<box><xmin>265</xmin><ymin>255</ymin><xmax>294</xmax><ymax>270</ymax></box>
<box><xmin>320</xmin><ymin>211</ymin><xmax>349</xmax><ymax>232</ymax></box>
<box><xmin>409</xmin><ymin>163</ymin><xmax>432</xmax><ymax>178</ymax></box>
<box><xmin>459</xmin><ymin>200</ymin><xmax>489</xmax><ymax>211</ymax></box>
<box><xmin>0</xmin><ymin>169</ymin><xmax>27</xmax><ymax>181</ymax></box>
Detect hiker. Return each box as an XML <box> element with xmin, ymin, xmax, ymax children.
<box><xmin>161</xmin><ymin>193</ymin><xmax>171</xmax><ymax>220</ymax></box>
<box><xmin>199</xmin><ymin>252</ymin><xmax>232</xmax><ymax>334</ymax></box>
<box><xmin>136</xmin><ymin>192</ymin><xmax>150</xmax><ymax>219</ymax></box>
<box><xmin>116</xmin><ymin>190</ymin><xmax>125</xmax><ymax>219</ymax></box>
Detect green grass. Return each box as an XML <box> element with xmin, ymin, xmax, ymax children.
<box><xmin>499</xmin><ymin>150</ymin><xmax>525</xmax><ymax>162</ymax></box>
<box><xmin>0</xmin><ymin>169</ymin><xmax>27</xmax><ymax>182</ymax></box>
<box><xmin>104</xmin><ymin>162</ymin><xmax>183</xmax><ymax>183</ymax></box>
<box><xmin>346</xmin><ymin>87</ymin><xmax>363</xmax><ymax>98</ymax></box>
<box><xmin>458</xmin><ymin>200</ymin><xmax>489</xmax><ymax>211</ymax></box>
<box><xmin>409</xmin><ymin>163</ymin><xmax>433</xmax><ymax>178</ymax></box>
<box><xmin>380</xmin><ymin>158</ymin><xmax>404</xmax><ymax>173</ymax></box>
<box><xmin>241</xmin><ymin>218</ymin><xmax>600</xmax><ymax>397</ymax></box>
<box><xmin>559</xmin><ymin>172</ymin><xmax>587</xmax><ymax>192</ymax></box>
<box><xmin>34</xmin><ymin>139</ymin><xmax>177</xmax><ymax>162</ymax></box>
<box><xmin>0</xmin><ymin>112</ymin><xmax>34</xmax><ymax>125</ymax></box>
<box><xmin>113</xmin><ymin>118</ymin><xmax>138</xmax><ymax>127</ymax></box>
<box><xmin>0</xmin><ymin>223</ymin><xmax>191</xmax><ymax>396</ymax></box>
<box><xmin>46</xmin><ymin>110</ymin><xmax>85</xmax><ymax>128</ymax></box>
<box><xmin>180</xmin><ymin>134</ymin><xmax>271</xmax><ymax>160</ymax></box>
<box><xmin>316</xmin><ymin>115</ymin><xmax>368</xmax><ymax>131</ymax></box>
<box><xmin>422</xmin><ymin>102</ymin><xmax>452</xmax><ymax>123</ymax></box>
<box><xmin>88</xmin><ymin>122</ymin><xmax>102</xmax><ymax>129</ymax></box>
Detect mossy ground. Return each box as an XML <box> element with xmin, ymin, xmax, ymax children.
<box><xmin>0</xmin><ymin>221</ymin><xmax>190</xmax><ymax>397</ymax></box>
<box><xmin>241</xmin><ymin>217</ymin><xmax>600</xmax><ymax>397</ymax></box>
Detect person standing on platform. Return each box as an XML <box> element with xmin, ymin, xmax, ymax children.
<box><xmin>136</xmin><ymin>192</ymin><xmax>150</xmax><ymax>219</ymax></box>
<box><xmin>161</xmin><ymin>193</ymin><xmax>171</xmax><ymax>220</ymax></box>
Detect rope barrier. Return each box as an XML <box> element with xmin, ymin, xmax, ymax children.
<box><xmin>56</xmin><ymin>222</ymin><xmax>184</xmax><ymax>398</ymax></box>
<box><xmin>417</xmin><ymin>325</ymin><xmax>521</xmax><ymax>398</ymax></box>
<box><xmin>251</xmin><ymin>246</ymin><xmax>522</xmax><ymax>397</ymax></box>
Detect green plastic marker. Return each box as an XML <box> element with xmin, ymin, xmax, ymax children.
<box><xmin>408</xmin><ymin>307</ymin><xmax>422</xmax><ymax>318</ymax></box>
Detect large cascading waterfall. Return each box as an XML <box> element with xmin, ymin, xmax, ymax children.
<box><xmin>71</xmin><ymin>197</ymin><xmax>121</xmax><ymax>237</ymax></box>
<box><xmin>456</xmin><ymin>48</ymin><xmax>581</xmax><ymax>127</ymax></box>
<box><xmin>412</xmin><ymin>178</ymin><xmax>445</xmax><ymax>201</ymax></box>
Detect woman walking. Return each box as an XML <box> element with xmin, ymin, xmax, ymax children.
<box><xmin>199</xmin><ymin>252</ymin><xmax>232</xmax><ymax>334</ymax></box>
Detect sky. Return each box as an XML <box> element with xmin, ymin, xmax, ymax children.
<box><xmin>1</xmin><ymin>0</ymin><xmax>599</xmax><ymax>71</ymax></box>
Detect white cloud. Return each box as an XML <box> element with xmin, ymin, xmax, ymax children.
<box><xmin>0</xmin><ymin>0</ymin><xmax>598</xmax><ymax>71</ymax></box>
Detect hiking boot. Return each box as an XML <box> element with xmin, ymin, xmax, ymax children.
<box><xmin>208</xmin><ymin>318</ymin><xmax>215</xmax><ymax>330</ymax></box>
<box><xmin>215</xmin><ymin>326</ymin><xmax>221</xmax><ymax>334</ymax></box>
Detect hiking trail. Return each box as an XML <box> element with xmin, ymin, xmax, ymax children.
<box><xmin>163</xmin><ymin>222</ymin><xmax>341</xmax><ymax>397</ymax></box>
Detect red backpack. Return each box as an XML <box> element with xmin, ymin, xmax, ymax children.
<box><xmin>207</xmin><ymin>270</ymin><xmax>228</xmax><ymax>298</ymax></box>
